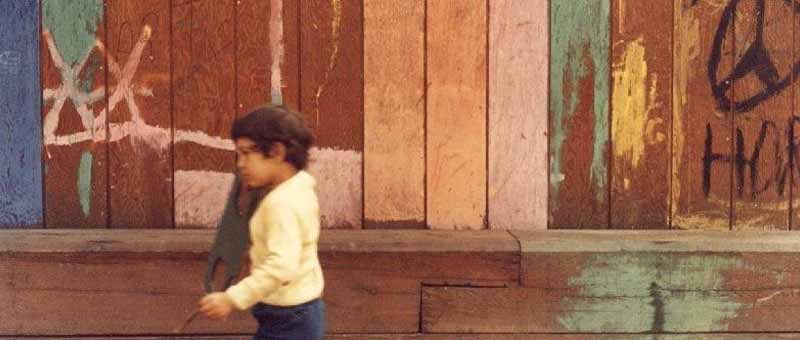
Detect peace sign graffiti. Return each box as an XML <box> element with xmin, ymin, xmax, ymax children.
<box><xmin>708</xmin><ymin>0</ymin><xmax>800</xmax><ymax>114</ymax></box>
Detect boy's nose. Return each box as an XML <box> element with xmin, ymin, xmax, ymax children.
<box><xmin>236</xmin><ymin>157</ymin><xmax>245</xmax><ymax>169</ymax></box>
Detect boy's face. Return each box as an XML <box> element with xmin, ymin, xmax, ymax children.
<box><xmin>234</xmin><ymin>137</ymin><xmax>282</xmax><ymax>189</ymax></box>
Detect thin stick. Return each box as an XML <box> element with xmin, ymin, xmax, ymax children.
<box><xmin>173</xmin><ymin>308</ymin><xmax>201</xmax><ymax>333</ymax></box>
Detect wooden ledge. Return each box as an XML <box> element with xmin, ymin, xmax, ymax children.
<box><xmin>3</xmin><ymin>229</ymin><xmax>800</xmax><ymax>254</ymax></box>
<box><xmin>512</xmin><ymin>230</ymin><xmax>800</xmax><ymax>253</ymax></box>
<box><xmin>0</xmin><ymin>229</ymin><xmax>519</xmax><ymax>254</ymax></box>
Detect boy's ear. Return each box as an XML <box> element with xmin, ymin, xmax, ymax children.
<box><xmin>268</xmin><ymin>142</ymin><xmax>287</xmax><ymax>160</ymax></box>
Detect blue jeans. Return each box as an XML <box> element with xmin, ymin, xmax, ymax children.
<box><xmin>251</xmin><ymin>299</ymin><xmax>325</xmax><ymax>340</ymax></box>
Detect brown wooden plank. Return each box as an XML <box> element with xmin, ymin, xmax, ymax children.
<box><xmin>41</xmin><ymin>0</ymin><xmax>108</xmax><ymax>228</ymax></box>
<box><xmin>730</xmin><ymin>0</ymin><xmax>793</xmax><ymax>230</ymax></box>
<box><xmin>363</xmin><ymin>0</ymin><xmax>425</xmax><ymax>228</ymax></box>
<box><xmin>609</xmin><ymin>0</ymin><xmax>671</xmax><ymax>229</ymax></box>
<box><xmin>549</xmin><ymin>0</ymin><xmax>611</xmax><ymax>229</ymax></box>
<box><xmin>172</xmin><ymin>0</ymin><xmax>237</xmax><ymax>228</ymax></box>
<box><xmin>236</xmin><ymin>0</ymin><xmax>300</xmax><ymax>112</ymax></box>
<box><xmin>488</xmin><ymin>0</ymin><xmax>548</xmax><ymax>230</ymax></box>
<box><xmin>104</xmin><ymin>0</ymin><xmax>173</xmax><ymax>229</ymax></box>
<box><xmin>422</xmin><ymin>286</ymin><xmax>800</xmax><ymax>333</ymax></box>
<box><xmin>672</xmin><ymin>0</ymin><xmax>734</xmax><ymax>230</ymax></box>
<box><xmin>427</xmin><ymin>0</ymin><xmax>487</xmax><ymax>230</ymax></box>
<box><xmin>0</xmin><ymin>253</ymin><xmax>421</xmax><ymax>335</ymax></box>
<box><xmin>300</xmin><ymin>0</ymin><xmax>363</xmax><ymax>229</ymax></box>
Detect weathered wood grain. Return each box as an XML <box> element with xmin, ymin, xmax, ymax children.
<box><xmin>172</xmin><ymin>0</ymin><xmax>237</xmax><ymax>228</ymax></box>
<box><xmin>730</xmin><ymin>0</ymin><xmax>793</xmax><ymax>230</ymax></box>
<box><xmin>488</xmin><ymin>0</ymin><xmax>548</xmax><ymax>230</ymax></box>
<box><xmin>236</xmin><ymin>0</ymin><xmax>300</xmax><ymax>111</ymax></box>
<box><xmin>609</xmin><ymin>0</ymin><xmax>672</xmax><ymax>229</ymax></box>
<box><xmin>363</xmin><ymin>0</ymin><xmax>425</xmax><ymax>228</ymax></box>
<box><xmin>0</xmin><ymin>0</ymin><xmax>42</xmax><ymax>228</ymax></box>
<box><xmin>41</xmin><ymin>0</ymin><xmax>108</xmax><ymax>228</ymax></box>
<box><xmin>549</xmin><ymin>0</ymin><xmax>611</xmax><ymax>229</ymax></box>
<box><xmin>105</xmin><ymin>0</ymin><xmax>173</xmax><ymax>228</ymax></box>
<box><xmin>301</xmin><ymin>0</ymin><xmax>364</xmax><ymax>229</ymax></box>
<box><xmin>422</xmin><ymin>286</ymin><xmax>800</xmax><ymax>333</ymax></box>
<box><xmin>427</xmin><ymin>0</ymin><xmax>487</xmax><ymax>230</ymax></box>
<box><xmin>672</xmin><ymin>0</ymin><xmax>733</xmax><ymax>230</ymax></box>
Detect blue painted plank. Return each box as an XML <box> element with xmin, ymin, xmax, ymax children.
<box><xmin>0</xmin><ymin>0</ymin><xmax>42</xmax><ymax>228</ymax></box>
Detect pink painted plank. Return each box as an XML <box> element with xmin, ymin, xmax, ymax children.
<box><xmin>427</xmin><ymin>0</ymin><xmax>487</xmax><ymax>230</ymax></box>
<box><xmin>363</xmin><ymin>0</ymin><xmax>425</xmax><ymax>228</ymax></box>
<box><xmin>488</xmin><ymin>0</ymin><xmax>548</xmax><ymax>230</ymax></box>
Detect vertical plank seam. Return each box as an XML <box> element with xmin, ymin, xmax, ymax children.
<box><xmin>546</xmin><ymin>0</ymin><xmax>551</xmax><ymax>230</ymax></box>
<box><xmin>668</xmin><ymin>0</ymin><xmax>674</xmax><ymax>230</ymax></box>
<box><xmin>729</xmin><ymin>5</ymin><xmax>736</xmax><ymax>231</ymax></box>
<box><xmin>484</xmin><ymin>0</ymin><xmax>490</xmax><ymax>230</ymax></box>
<box><xmin>233</xmin><ymin>0</ymin><xmax>238</xmax><ymax>113</ymax></box>
<box><xmin>360</xmin><ymin>0</ymin><xmax>365</xmax><ymax>229</ymax></box>
<box><xmin>39</xmin><ymin>0</ymin><xmax>47</xmax><ymax>229</ymax></box>
<box><xmin>607</xmin><ymin>0</ymin><xmax>613</xmax><ymax>230</ymax></box>
<box><xmin>423</xmin><ymin>0</ymin><xmax>429</xmax><ymax>229</ymax></box>
<box><xmin>792</xmin><ymin>2</ymin><xmax>796</xmax><ymax>231</ymax></box>
<box><xmin>297</xmin><ymin>0</ymin><xmax>302</xmax><ymax>114</ymax></box>
<box><xmin>104</xmin><ymin>0</ymin><xmax>111</xmax><ymax>229</ymax></box>
<box><xmin>170</xmin><ymin>0</ymin><xmax>176</xmax><ymax>229</ymax></box>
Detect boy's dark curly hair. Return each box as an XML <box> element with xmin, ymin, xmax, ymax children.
<box><xmin>231</xmin><ymin>104</ymin><xmax>314</xmax><ymax>169</ymax></box>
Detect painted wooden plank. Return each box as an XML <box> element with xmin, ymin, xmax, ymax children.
<box><xmin>301</xmin><ymin>0</ymin><xmax>364</xmax><ymax>228</ymax></box>
<box><xmin>671</xmin><ymin>0</ymin><xmax>734</xmax><ymax>230</ymax></box>
<box><xmin>549</xmin><ymin>0</ymin><xmax>611</xmax><ymax>229</ymax></box>
<box><xmin>609</xmin><ymin>0</ymin><xmax>671</xmax><ymax>229</ymax></box>
<box><xmin>105</xmin><ymin>0</ymin><xmax>173</xmax><ymax>229</ymax></box>
<box><xmin>41</xmin><ymin>0</ymin><xmax>108</xmax><ymax>228</ymax></box>
<box><xmin>0</xmin><ymin>0</ymin><xmax>42</xmax><ymax>228</ymax></box>
<box><xmin>363</xmin><ymin>0</ymin><xmax>425</xmax><ymax>228</ymax></box>
<box><xmin>236</xmin><ymin>0</ymin><xmax>300</xmax><ymax>112</ymax></box>
<box><xmin>172</xmin><ymin>0</ymin><xmax>237</xmax><ymax>228</ymax></box>
<box><xmin>427</xmin><ymin>0</ymin><xmax>487</xmax><ymax>230</ymax></box>
<box><xmin>422</xmin><ymin>286</ymin><xmax>800</xmax><ymax>333</ymax></box>
<box><xmin>729</xmin><ymin>0</ymin><xmax>793</xmax><ymax>230</ymax></box>
<box><xmin>488</xmin><ymin>0</ymin><xmax>547</xmax><ymax>230</ymax></box>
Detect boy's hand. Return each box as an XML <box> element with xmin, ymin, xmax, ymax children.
<box><xmin>199</xmin><ymin>293</ymin><xmax>235</xmax><ymax>320</ymax></box>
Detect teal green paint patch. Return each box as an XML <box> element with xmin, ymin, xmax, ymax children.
<box><xmin>78</xmin><ymin>151</ymin><xmax>92</xmax><ymax>217</ymax></box>
<box><xmin>549</xmin><ymin>1</ymin><xmax>610</xmax><ymax>204</ymax></box>
<box><xmin>558</xmin><ymin>254</ymin><xmax>746</xmax><ymax>333</ymax></box>
<box><xmin>42</xmin><ymin>0</ymin><xmax>103</xmax><ymax>67</ymax></box>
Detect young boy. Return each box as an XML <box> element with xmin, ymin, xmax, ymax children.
<box><xmin>199</xmin><ymin>105</ymin><xmax>325</xmax><ymax>340</ymax></box>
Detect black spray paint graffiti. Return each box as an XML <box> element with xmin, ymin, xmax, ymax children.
<box><xmin>702</xmin><ymin>116</ymin><xmax>800</xmax><ymax>198</ymax></box>
<box><xmin>707</xmin><ymin>0</ymin><xmax>800</xmax><ymax>114</ymax></box>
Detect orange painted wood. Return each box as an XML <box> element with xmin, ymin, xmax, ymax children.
<box><xmin>488</xmin><ymin>0</ymin><xmax>548</xmax><ymax>230</ymax></box>
<box><xmin>671</xmin><ymin>0</ymin><xmax>733</xmax><ymax>230</ymax></box>
<box><xmin>426</xmin><ymin>0</ymin><xmax>487</xmax><ymax>230</ymax></box>
<box><xmin>609</xmin><ymin>0</ymin><xmax>671</xmax><ymax>229</ymax></box>
<box><xmin>41</xmin><ymin>0</ymin><xmax>108</xmax><ymax>228</ymax></box>
<box><xmin>363</xmin><ymin>0</ymin><xmax>425</xmax><ymax>228</ymax></box>
<box><xmin>172</xmin><ymin>0</ymin><xmax>237</xmax><ymax>228</ymax></box>
<box><xmin>300</xmin><ymin>0</ymin><xmax>364</xmax><ymax>229</ymax></box>
<box><xmin>731</xmin><ymin>0</ymin><xmax>793</xmax><ymax>230</ymax></box>
<box><xmin>548</xmin><ymin>1</ymin><xmax>610</xmax><ymax>229</ymax></box>
<box><xmin>236</xmin><ymin>0</ymin><xmax>300</xmax><ymax>112</ymax></box>
<box><xmin>105</xmin><ymin>0</ymin><xmax>173</xmax><ymax>228</ymax></box>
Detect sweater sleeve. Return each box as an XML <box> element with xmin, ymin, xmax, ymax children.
<box><xmin>225</xmin><ymin>201</ymin><xmax>302</xmax><ymax>310</ymax></box>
